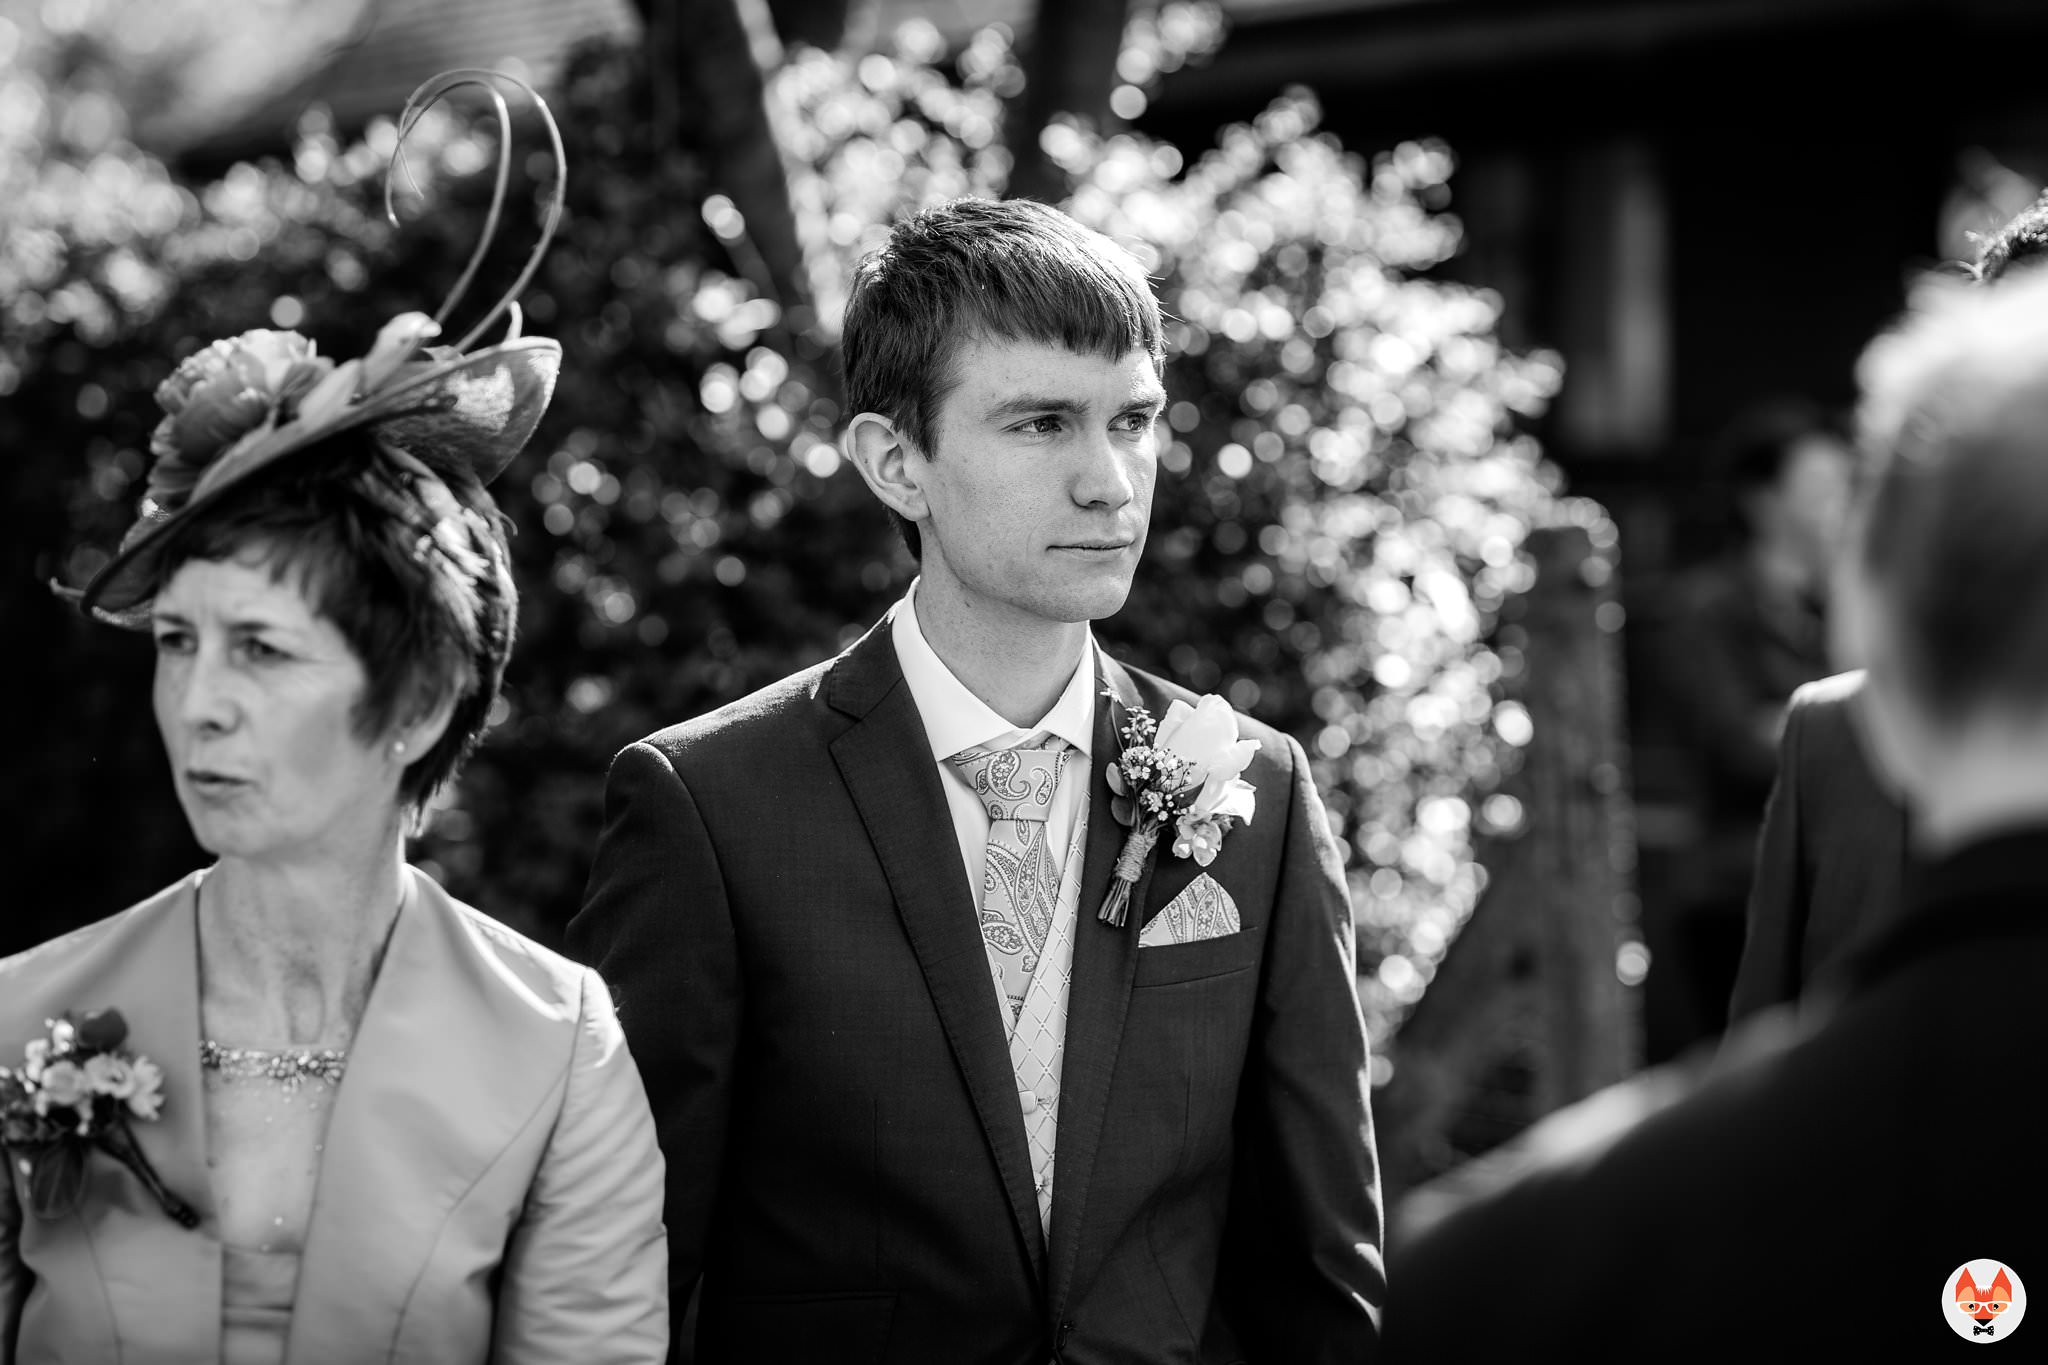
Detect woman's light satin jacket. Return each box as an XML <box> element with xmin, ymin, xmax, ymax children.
<box><xmin>0</xmin><ymin>867</ymin><xmax>668</xmax><ymax>1364</ymax></box>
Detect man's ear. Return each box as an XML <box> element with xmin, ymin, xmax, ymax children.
<box><xmin>843</xmin><ymin>412</ymin><xmax>931</xmax><ymax>526</ymax></box>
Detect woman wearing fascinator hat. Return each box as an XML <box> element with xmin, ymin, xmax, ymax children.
<box><xmin>0</xmin><ymin>73</ymin><xmax>665</xmax><ymax>1363</ymax></box>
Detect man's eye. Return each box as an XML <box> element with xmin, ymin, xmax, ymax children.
<box><xmin>236</xmin><ymin>638</ymin><xmax>287</xmax><ymax>662</ymax></box>
<box><xmin>152</xmin><ymin>630</ymin><xmax>192</xmax><ymax>654</ymax></box>
<box><xmin>1017</xmin><ymin>416</ymin><xmax>1063</xmax><ymax>434</ymax></box>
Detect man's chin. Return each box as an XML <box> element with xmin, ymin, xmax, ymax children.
<box><xmin>1058</xmin><ymin>576</ymin><xmax>1138</xmax><ymax>624</ymax></box>
<box><xmin>948</xmin><ymin>563</ymin><xmax>1138</xmax><ymax>628</ymax></box>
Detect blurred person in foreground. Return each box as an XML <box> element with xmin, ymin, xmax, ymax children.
<box><xmin>0</xmin><ymin>75</ymin><xmax>666</xmax><ymax>1364</ymax></box>
<box><xmin>1384</xmin><ymin>264</ymin><xmax>2048</xmax><ymax>1356</ymax></box>
<box><xmin>1642</xmin><ymin>399</ymin><xmax>1857</xmax><ymax>1059</ymax></box>
<box><xmin>1727</xmin><ymin>190</ymin><xmax>2048</xmax><ymax>1024</ymax></box>
<box><xmin>569</xmin><ymin>197</ymin><xmax>1383</xmax><ymax>1364</ymax></box>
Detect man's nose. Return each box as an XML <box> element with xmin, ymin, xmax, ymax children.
<box><xmin>1073</xmin><ymin>428</ymin><xmax>1137</xmax><ymax>510</ymax></box>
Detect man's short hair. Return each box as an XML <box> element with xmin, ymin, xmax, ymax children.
<box><xmin>1853</xmin><ymin>268</ymin><xmax>2048</xmax><ymax>721</ymax></box>
<box><xmin>1976</xmin><ymin>191</ymin><xmax>2048</xmax><ymax>283</ymax></box>
<box><xmin>840</xmin><ymin>197</ymin><xmax>1164</xmax><ymax>558</ymax></box>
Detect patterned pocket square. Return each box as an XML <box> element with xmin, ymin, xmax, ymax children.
<box><xmin>1138</xmin><ymin>873</ymin><xmax>1242</xmax><ymax>947</ymax></box>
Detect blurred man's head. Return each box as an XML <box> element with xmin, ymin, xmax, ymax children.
<box><xmin>1719</xmin><ymin>400</ymin><xmax>1857</xmax><ymax>584</ymax></box>
<box><xmin>1838</xmin><ymin>268</ymin><xmax>2048</xmax><ymax>834</ymax></box>
<box><xmin>1975</xmin><ymin>191</ymin><xmax>2048</xmax><ymax>284</ymax></box>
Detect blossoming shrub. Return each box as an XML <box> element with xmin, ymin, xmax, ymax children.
<box><xmin>11</xmin><ymin>17</ymin><xmax>1568</xmax><ymax>1046</ymax></box>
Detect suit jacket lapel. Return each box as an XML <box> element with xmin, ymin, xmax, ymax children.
<box><xmin>1047</xmin><ymin>649</ymin><xmax>1154</xmax><ymax>1315</ymax></box>
<box><xmin>288</xmin><ymin>870</ymin><xmax>567</xmax><ymax>1361</ymax></box>
<box><xmin>826</xmin><ymin>613</ymin><xmax>1050</xmax><ymax>1280</ymax></box>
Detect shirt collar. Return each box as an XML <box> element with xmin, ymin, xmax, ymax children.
<box><xmin>891</xmin><ymin>582</ymin><xmax>1097</xmax><ymax>762</ymax></box>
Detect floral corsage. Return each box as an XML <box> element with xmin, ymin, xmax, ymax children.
<box><xmin>0</xmin><ymin>1010</ymin><xmax>197</xmax><ymax>1226</ymax></box>
<box><xmin>1097</xmin><ymin>693</ymin><xmax>1260</xmax><ymax>926</ymax></box>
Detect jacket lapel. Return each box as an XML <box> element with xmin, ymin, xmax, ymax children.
<box><xmin>1047</xmin><ymin>650</ymin><xmax>1154</xmax><ymax>1316</ymax></box>
<box><xmin>58</xmin><ymin>876</ymin><xmax>221</xmax><ymax>1362</ymax></box>
<box><xmin>826</xmin><ymin>614</ymin><xmax>1050</xmax><ymax>1280</ymax></box>
<box><xmin>287</xmin><ymin>870</ymin><xmax>569</xmax><ymax>1361</ymax></box>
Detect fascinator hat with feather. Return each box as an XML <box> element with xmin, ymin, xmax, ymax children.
<box><xmin>62</xmin><ymin>69</ymin><xmax>567</xmax><ymax>626</ymax></box>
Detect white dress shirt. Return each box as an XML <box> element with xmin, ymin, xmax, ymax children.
<box><xmin>890</xmin><ymin>584</ymin><xmax>1098</xmax><ymax>903</ymax></box>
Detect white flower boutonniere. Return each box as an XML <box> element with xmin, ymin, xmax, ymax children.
<box><xmin>1098</xmin><ymin>693</ymin><xmax>1260</xmax><ymax>926</ymax></box>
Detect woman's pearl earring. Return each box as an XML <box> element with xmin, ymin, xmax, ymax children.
<box><xmin>391</xmin><ymin>739</ymin><xmax>408</xmax><ymax>760</ymax></box>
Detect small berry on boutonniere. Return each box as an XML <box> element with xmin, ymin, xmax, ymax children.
<box><xmin>0</xmin><ymin>1009</ymin><xmax>197</xmax><ymax>1227</ymax></box>
<box><xmin>1098</xmin><ymin>692</ymin><xmax>1260</xmax><ymax>926</ymax></box>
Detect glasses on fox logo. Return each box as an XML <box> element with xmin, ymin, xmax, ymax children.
<box><xmin>1946</xmin><ymin>1261</ymin><xmax>2027</xmax><ymax>1343</ymax></box>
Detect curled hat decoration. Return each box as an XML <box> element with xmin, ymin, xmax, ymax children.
<box><xmin>62</xmin><ymin>67</ymin><xmax>568</xmax><ymax>626</ymax></box>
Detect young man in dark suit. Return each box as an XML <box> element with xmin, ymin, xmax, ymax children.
<box><xmin>570</xmin><ymin>198</ymin><xmax>1383</xmax><ymax>1364</ymax></box>
<box><xmin>1384</xmin><ymin>262</ymin><xmax>2048</xmax><ymax>1357</ymax></box>
<box><xmin>1727</xmin><ymin>193</ymin><xmax>2048</xmax><ymax>1024</ymax></box>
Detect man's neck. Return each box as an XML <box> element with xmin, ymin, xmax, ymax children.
<box><xmin>913</xmin><ymin>581</ymin><xmax>1090</xmax><ymax>729</ymax></box>
<box><xmin>1912</xmin><ymin>719</ymin><xmax>2048</xmax><ymax>856</ymax></box>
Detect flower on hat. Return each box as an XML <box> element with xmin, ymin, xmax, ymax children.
<box><xmin>147</xmin><ymin>331</ymin><xmax>335</xmax><ymax>510</ymax></box>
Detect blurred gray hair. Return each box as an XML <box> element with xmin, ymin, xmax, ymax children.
<box><xmin>1852</xmin><ymin>267</ymin><xmax>2048</xmax><ymax>718</ymax></box>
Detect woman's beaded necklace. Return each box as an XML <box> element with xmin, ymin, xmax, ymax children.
<box><xmin>190</xmin><ymin>863</ymin><xmax>407</xmax><ymax>1098</ymax></box>
<box><xmin>199</xmin><ymin>1039</ymin><xmax>347</xmax><ymax>1093</ymax></box>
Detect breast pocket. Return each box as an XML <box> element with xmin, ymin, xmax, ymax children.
<box><xmin>1132</xmin><ymin>922</ymin><xmax>1264</xmax><ymax>988</ymax></box>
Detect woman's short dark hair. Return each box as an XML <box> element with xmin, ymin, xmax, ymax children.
<box><xmin>840</xmin><ymin>197</ymin><xmax>1165</xmax><ymax>559</ymax></box>
<box><xmin>148</xmin><ymin>426</ymin><xmax>517</xmax><ymax>809</ymax></box>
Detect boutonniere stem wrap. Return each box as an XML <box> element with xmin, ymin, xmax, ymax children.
<box><xmin>0</xmin><ymin>1009</ymin><xmax>197</xmax><ymax>1227</ymax></box>
<box><xmin>1098</xmin><ymin>693</ymin><xmax>1259</xmax><ymax>927</ymax></box>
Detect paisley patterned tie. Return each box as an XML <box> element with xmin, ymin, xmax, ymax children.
<box><xmin>950</xmin><ymin>741</ymin><xmax>1071</xmax><ymax>1023</ymax></box>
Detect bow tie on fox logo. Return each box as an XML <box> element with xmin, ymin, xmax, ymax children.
<box><xmin>1975</xmin><ymin>1324</ymin><xmax>1996</xmax><ymax>1336</ymax></box>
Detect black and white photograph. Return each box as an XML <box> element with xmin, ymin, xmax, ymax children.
<box><xmin>3</xmin><ymin>1</ymin><xmax>2045</xmax><ymax>1360</ymax></box>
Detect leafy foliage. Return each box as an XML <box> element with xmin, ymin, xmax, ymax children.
<box><xmin>5</xmin><ymin>7</ymin><xmax>1567</xmax><ymax>1044</ymax></box>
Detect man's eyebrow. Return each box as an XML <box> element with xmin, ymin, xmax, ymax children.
<box><xmin>983</xmin><ymin>395</ymin><xmax>1089</xmax><ymax>422</ymax></box>
<box><xmin>983</xmin><ymin>390</ymin><xmax>1168</xmax><ymax>422</ymax></box>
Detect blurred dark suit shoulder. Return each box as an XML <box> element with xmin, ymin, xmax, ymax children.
<box><xmin>1384</xmin><ymin>828</ymin><xmax>2048</xmax><ymax>1357</ymax></box>
<box><xmin>1728</xmin><ymin>670</ymin><xmax>1913</xmax><ymax>1024</ymax></box>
